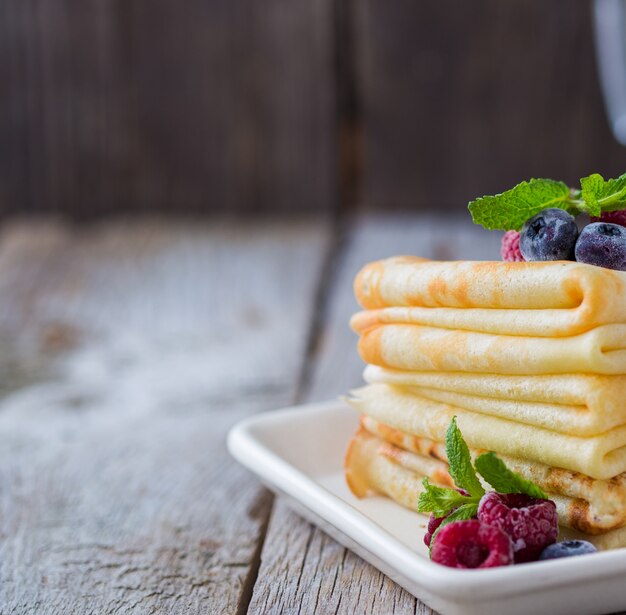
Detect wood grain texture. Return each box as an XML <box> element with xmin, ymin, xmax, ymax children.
<box><xmin>0</xmin><ymin>0</ymin><xmax>336</xmax><ymax>216</ymax></box>
<box><xmin>355</xmin><ymin>0</ymin><xmax>626</xmax><ymax>211</ymax></box>
<box><xmin>249</xmin><ymin>214</ymin><xmax>500</xmax><ymax>614</ymax></box>
<box><xmin>127</xmin><ymin>0</ymin><xmax>336</xmax><ymax>215</ymax></box>
<box><xmin>3</xmin><ymin>2</ymin><xmax>623</xmax><ymax>217</ymax></box>
<box><xmin>0</xmin><ymin>1</ymin><xmax>133</xmax><ymax>216</ymax></box>
<box><xmin>0</xmin><ymin>219</ymin><xmax>329</xmax><ymax>614</ymax></box>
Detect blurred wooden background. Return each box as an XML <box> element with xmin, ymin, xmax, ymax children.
<box><xmin>2</xmin><ymin>0</ymin><xmax>626</xmax><ymax>217</ymax></box>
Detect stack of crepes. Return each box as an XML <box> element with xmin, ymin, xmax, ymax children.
<box><xmin>344</xmin><ymin>256</ymin><xmax>626</xmax><ymax>550</ymax></box>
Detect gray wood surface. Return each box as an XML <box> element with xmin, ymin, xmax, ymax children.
<box><xmin>0</xmin><ymin>218</ymin><xmax>329</xmax><ymax>613</ymax></box>
<box><xmin>248</xmin><ymin>215</ymin><xmax>500</xmax><ymax>615</ymax></box>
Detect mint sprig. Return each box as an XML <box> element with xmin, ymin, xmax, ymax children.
<box><xmin>445</xmin><ymin>417</ymin><xmax>485</xmax><ymax>498</ymax></box>
<box><xmin>468</xmin><ymin>171</ymin><xmax>626</xmax><ymax>230</ymax></box>
<box><xmin>474</xmin><ymin>452</ymin><xmax>547</xmax><ymax>499</ymax></box>
<box><xmin>468</xmin><ymin>179</ymin><xmax>570</xmax><ymax>231</ymax></box>
<box><xmin>580</xmin><ymin>172</ymin><xmax>626</xmax><ymax>215</ymax></box>
<box><xmin>417</xmin><ymin>478</ymin><xmax>470</xmax><ymax>517</ymax></box>
<box><xmin>418</xmin><ymin>417</ymin><xmax>548</xmax><ymax>523</ymax></box>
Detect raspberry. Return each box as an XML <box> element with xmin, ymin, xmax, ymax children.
<box><xmin>430</xmin><ymin>520</ymin><xmax>513</xmax><ymax>568</ymax></box>
<box><xmin>591</xmin><ymin>210</ymin><xmax>626</xmax><ymax>227</ymax></box>
<box><xmin>501</xmin><ymin>230</ymin><xmax>525</xmax><ymax>262</ymax></box>
<box><xmin>423</xmin><ymin>489</ymin><xmax>471</xmax><ymax>547</ymax></box>
<box><xmin>424</xmin><ymin>514</ymin><xmax>445</xmax><ymax>547</ymax></box>
<box><xmin>478</xmin><ymin>493</ymin><xmax>558</xmax><ymax>562</ymax></box>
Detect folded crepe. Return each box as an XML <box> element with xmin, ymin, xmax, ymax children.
<box><xmin>363</xmin><ymin>366</ymin><xmax>626</xmax><ymax>436</ymax></box>
<box><xmin>360</xmin><ymin>416</ymin><xmax>626</xmax><ymax>533</ymax></box>
<box><xmin>353</xmin><ymin>257</ymin><xmax>626</xmax><ymax>337</ymax></box>
<box><xmin>348</xmin><ymin>256</ymin><xmax>626</xmax><ymax>547</ymax></box>
<box><xmin>356</xmin><ymin>323</ymin><xmax>626</xmax><ymax>375</ymax></box>
<box><xmin>346</xmin><ymin>383</ymin><xmax>626</xmax><ymax>479</ymax></box>
<box><xmin>345</xmin><ymin>429</ymin><xmax>626</xmax><ymax>539</ymax></box>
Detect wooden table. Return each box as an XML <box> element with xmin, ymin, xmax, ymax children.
<box><xmin>0</xmin><ymin>213</ymin><xmax>499</xmax><ymax>614</ymax></box>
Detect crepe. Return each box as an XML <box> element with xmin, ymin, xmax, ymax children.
<box><xmin>345</xmin><ymin>429</ymin><xmax>626</xmax><ymax>539</ymax></box>
<box><xmin>360</xmin><ymin>416</ymin><xmax>626</xmax><ymax>533</ymax></box>
<box><xmin>353</xmin><ymin>257</ymin><xmax>626</xmax><ymax>337</ymax></box>
<box><xmin>346</xmin><ymin>383</ymin><xmax>626</xmax><ymax>479</ymax></box>
<box><xmin>356</xmin><ymin>323</ymin><xmax>626</xmax><ymax>375</ymax></box>
<box><xmin>364</xmin><ymin>365</ymin><xmax>626</xmax><ymax>409</ymax></box>
<box><xmin>362</xmin><ymin>366</ymin><xmax>626</xmax><ymax>436</ymax></box>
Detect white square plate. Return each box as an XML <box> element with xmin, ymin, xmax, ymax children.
<box><xmin>227</xmin><ymin>400</ymin><xmax>626</xmax><ymax>615</ymax></box>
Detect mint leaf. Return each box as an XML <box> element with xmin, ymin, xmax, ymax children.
<box><xmin>468</xmin><ymin>178</ymin><xmax>570</xmax><ymax>231</ymax></box>
<box><xmin>580</xmin><ymin>172</ymin><xmax>626</xmax><ymax>214</ymax></box>
<box><xmin>428</xmin><ymin>502</ymin><xmax>479</xmax><ymax>555</ymax></box>
<box><xmin>440</xmin><ymin>502</ymin><xmax>479</xmax><ymax>523</ymax></box>
<box><xmin>475</xmin><ymin>452</ymin><xmax>548</xmax><ymax>499</ymax></box>
<box><xmin>417</xmin><ymin>478</ymin><xmax>475</xmax><ymax>517</ymax></box>
<box><xmin>579</xmin><ymin>174</ymin><xmax>604</xmax><ymax>216</ymax></box>
<box><xmin>445</xmin><ymin>417</ymin><xmax>485</xmax><ymax>498</ymax></box>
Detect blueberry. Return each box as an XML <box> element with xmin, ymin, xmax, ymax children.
<box><xmin>574</xmin><ymin>222</ymin><xmax>626</xmax><ymax>270</ymax></box>
<box><xmin>519</xmin><ymin>208</ymin><xmax>579</xmax><ymax>261</ymax></box>
<box><xmin>538</xmin><ymin>540</ymin><xmax>597</xmax><ymax>561</ymax></box>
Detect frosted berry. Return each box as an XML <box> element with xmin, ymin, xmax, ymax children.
<box><xmin>424</xmin><ymin>489</ymin><xmax>471</xmax><ymax>547</ymax></box>
<box><xmin>501</xmin><ymin>231</ymin><xmax>525</xmax><ymax>262</ymax></box>
<box><xmin>539</xmin><ymin>540</ymin><xmax>597</xmax><ymax>560</ymax></box>
<box><xmin>478</xmin><ymin>493</ymin><xmax>558</xmax><ymax>562</ymax></box>
<box><xmin>519</xmin><ymin>208</ymin><xmax>578</xmax><ymax>261</ymax></box>
<box><xmin>424</xmin><ymin>514</ymin><xmax>445</xmax><ymax>547</ymax></box>
<box><xmin>591</xmin><ymin>209</ymin><xmax>626</xmax><ymax>227</ymax></box>
<box><xmin>574</xmin><ymin>222</ymin><xmax>626</xmax><ymax>270</ymax></box>
<box><xmin>430</xmin><ymin>519</ymin><xmax>513</xmax><ymax>568</ymax></box>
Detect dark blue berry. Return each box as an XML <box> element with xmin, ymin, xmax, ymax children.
<box><xmin>538</xmin><ymin>539</ymin><xmax>597</xmax><ymax>560</ymax></box>
<box><xmin>574</xmin><ymin>222</ymin><xmax>626</xmax><ymax>270</ymax></box>
<box><xmin>519</xmin><ymin>208</ymin><xmax>578</xmax><ymax>261</ymax></box>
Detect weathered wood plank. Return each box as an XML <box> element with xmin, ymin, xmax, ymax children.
<box><xmin>0</xmin><ymin>219</ymin><xmax>329</xmax><ymax>614</ymax></box>
<box><xmin>355</xmin><ymin>0</ymin><xmax>626</xmax><ymax>210</ymax></box>
<box><xmin>0</xmin><ymin>0</ymin><xmax>336</xmax><ymax>216</ymax></box>
<box><xmin>249</xmin><ymin>213</ymin><xmax>500</xmax><ymax>614</ymax></box>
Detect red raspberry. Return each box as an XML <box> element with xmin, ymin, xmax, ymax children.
<box><xmin>424</xmin><ymin>514</ymin><xmax>444</xmax><ymax>547</ymax></box>
<box><xmin>424</xmin><ymin>489</ymin><xmax>471</xmax><ymax>547</ymax></box>
<box><xmin>430</xmin><ymin>520</ymin><xmax>513</xmax><ymax>568</ymax></box>
<box><xmin>478</xmin><ymin>493</ymin><xmax>558</xmax><ymax>563</ymax></box>
<box><xmin>591</xmin><ymin>210</ymin><xmax>626</xmax><ymax>227</ymax></box>
<box><xmin>501</xmin><ymin>231</ymin><xmax>525</xmax><ymax>262</ymax></box>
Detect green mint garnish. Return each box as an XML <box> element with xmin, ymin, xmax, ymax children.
<box><xmin>468</xmin><ymin>179</ymin><xmax>570</xmax><ymax>231</ymax></box>
<box><xmin>474</xmin><ymin>452</ymin><xmax>548</xmax><ymax>499</ymax></box>
<box><xmin>468</xmin><ymin>171</ymin><xmax>626</xmax><ymax>230</ymax></box>
<box><xmin>580</xmin><ymin>172</ymin><xmax>626</xmax><ymax>215</ymax></box>
<box><xmin>445</xmin><ymin>417</ymin><xmax>485</xmax><ymax>498</ymax></box>
<box><xmin>418</xmin><ymin>417</ymin><xmax>548</xmax><ymax>524</ymax></box>
<box><xmin>417</xmin><ymin>478</ymin><xmax>470</xmax><ymax>517</ymax></box>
